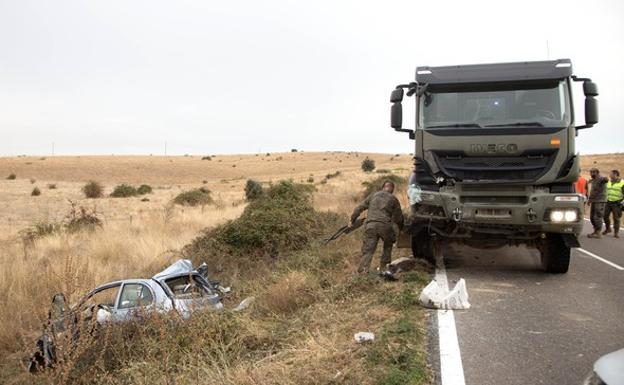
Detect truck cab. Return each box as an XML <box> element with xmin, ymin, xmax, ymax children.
<box><xmin>390</xmin><ymin>59</ymin><xmax>599</xmax><ymax>273</ymax></box>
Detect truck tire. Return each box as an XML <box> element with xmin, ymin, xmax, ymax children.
<box><xmin>540</xmin><ymin>234</ymin><xmax>570</xmax><ymax>274</ymax></box>
<box><xmin>411</xmin><ymin>231</ymin><xmax>435</xmax><ymax>264</ymax></box>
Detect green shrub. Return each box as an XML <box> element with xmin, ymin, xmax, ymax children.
<box><xmin>31</xmin><ymin>187</ymin><xmax>41</xmax><ymax>196</ymax></box>
<box><xmin>173</xmin><ymin>187</ymin><xmax>213</xmax><ymax>206</ymax></box>
<box><xmin>6</xmin><ymin>173</ymin><xmax>16</xmax><ymax>180</ymax></box>
<box><xmin>29</xmin><ymin>178</ymin><xmax>36</xmax><ymax>184</ymax></box>
<box><xmin>376</xmin><ymin>169</ymin><xmax>391</xmax><ymax>174</ymax></box>
<box><xmin>110</xmin><ymin>184</ymin><xmax>138</xmax><ymax>198</ymax></box>
<box><xmin>244</xmin><ymin>179</ymin><xmax>264</xmax><ymax>201</ymax></box>
<box><xmin>82</xmin><ymin>181</ymin><xmax>104</xmax><ymax>198</ymax></box>
<box><xmin>201</xmin><ymin>156</ymin><xmax>212</xmax><ymax>160</ymax></box>
<box><xmin>291</xmin><ymin>148</ymin><xmax>298</xmax><ymax>152</ymax></box>
<box><xmin>361</xmin><ymin>157</ymin><xmax>376</xmax><ymax>173</ymax></box>
<box><xmin>307</xmin><ymin>176</ymin><xmax>314</xmax><ymax>183</ymax></box>
<box><xmin>48</xmin><ymin>183</ymin><xmax>57</xmax><ymax>189</ymax></box>
<box><xmin>185</xmin><ymin>181</ymin><xmax>334</xmax><ymax>259</ymax></box>
<box><xmin>137</xmin><ymin>184</ymin><xmax>153</xmax><ymax>195</ymax></box>
<box><xmin>361</xmin><ymin>174</ymin><xmax>406</xmax><ymax>198</ymax></box>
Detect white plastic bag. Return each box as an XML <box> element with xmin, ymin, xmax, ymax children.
<box><xmin>418</xmin><ymin>278</ymin><xmax>470</xmax><ymax>310</ymax></box>
<box><xmin>354</xmin><ymin>332</ymin><xmax>375</xmax><ymax>343</ymax></box>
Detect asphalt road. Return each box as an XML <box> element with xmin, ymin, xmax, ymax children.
<box><xmin>437</xmin><ymin>220</ymin><xmax>624</xmax><ymax>385</ymax></box>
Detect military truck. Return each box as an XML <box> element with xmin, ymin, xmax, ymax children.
<box><xmin>390</xmin><ymin>59</ymin><xmax>598</xmax><ymax>273</ymax></box>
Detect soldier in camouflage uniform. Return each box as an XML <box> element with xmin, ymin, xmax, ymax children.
<box><xmin>350</xmin><ymin>181</ymin><xmax>404</xmax><ymax>274</ymax></box>
<box><xmin>588</xmin><ymin>167</ymin><xmax>609</xmax><ymax>238</ymax></box>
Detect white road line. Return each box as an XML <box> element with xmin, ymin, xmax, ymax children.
<box><xmin>576</xmin><ymin>248</ymin><xmax>624</xmax><ymax>270</ymax></box>
<box><xmin>435</xmin><ymin>253</ymin><xmax>466</xmax><ymax>385</ymax></box>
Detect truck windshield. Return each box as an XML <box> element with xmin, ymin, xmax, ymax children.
<box><xmin>420</xmin><ymin>80</ymin><xmax>571</xmax><ymax>129</ymax></box>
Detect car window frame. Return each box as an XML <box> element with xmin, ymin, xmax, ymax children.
<box><xmin>116</xmin><ymin>281</ymin><xmax>155</xmax><ymax>310</ymax></box>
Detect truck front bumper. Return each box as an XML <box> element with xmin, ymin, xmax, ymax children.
<box><xmin>412</xmin><ymin>190</ymin><xmax>585</xmax><ymax>238</ymax></box>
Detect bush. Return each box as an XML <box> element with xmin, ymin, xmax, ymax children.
<box><xmin>29</xmin><ymin>178</ymin><xmax>36</xmax><ymax>184</ymax></box>
<box><xmin>185</xmin><ymin>181</ymin><xmax>332</xmax><ymax>259</ymax></box>
<box><xmin>65</xmin><ymin>202</ymin><xmax>103</xmax><ymax>233</ymax></box>
<box><xmin>361</xmin><ymin>157</ymin><xmax>376</xmax><ymax>173</ymax></box>
<box><xmin>201</xmin><ymin>156</ymin><xmax>212</xmax><ymax>160</ymax></box>
<box><xmin>361</xmin><ymin>174</ymin><xmax>406</xmax><ymax>198</ymax></box>
<box><xmin>325</xmin><ymin>171</ymin><xmax>341</xmax><ymax>179</ymax></box>
<box><xmin>48</xmin><ymin>183</ymin><xmax>57</xmax><ymax>189</ymax></box>
<box><xmin>31</xmin><ymin>187</ymin><xmax>41</xmax><ymax>196</ymax></box>
<box><xmin>244</xmin><ymin>179</ymin><xmax>263</xmax><ymax>201</ymax></box>
<box><xmin>173</xmin><ymin>187</ymin><xmax>213</xmax><ymax>206</ymax></box>
<box><xmin>307</xmin><ymin>176</ymin><xmax>314</xmax><ymax>183</ymax></box>
<box><xmin>110</xmin><ymin>184</ymin><xmax>138</xmax><ymax>198</ymax></box>
<box><xmin>376</xmin><ymin>169</ymin><xmax>391</xmax><ymax>174</ymax></box>
<box><xmin>137</xmin><ymin>184</ymin><xmax>153</xmax><ymax>195</ymax></box>
<box><xmin>82</xmin><ymin>181</ymin><xmax>104</xmax><ymax>198</ymax></box>
<box><xmin>291</xmin><ymin>148</ymin><xmax>298</xmax><ymax>152</ymax></box>
<box><xmin>6</xmin><ymin>173</ymin><xmax>16</xmax><ymax>180</ymax></box>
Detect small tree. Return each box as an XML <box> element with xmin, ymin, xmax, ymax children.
<box><xmin>82</xmin><ymin>181</ymin><xmax>104</xmax><ymax>198</ymax></box>
<box><xmin>245</xmin><ymin>179</ymin><xmax>264</xmax><ymax>201</ymax></box>
<box><xmin>6</xmin><ymin>173</ymin><xmax>16</xmax><ymax>180</ymax></box>
<box><xmin>361</xmin><ymin>158</ymin><xmax>376</xmax><ymax>173</ymax></box>
<box><xmin>31</xmin><ymin>187</ymin><xmax>41</xmax><ymax>196</ymax></box>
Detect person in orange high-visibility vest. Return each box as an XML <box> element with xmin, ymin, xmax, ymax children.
<box><xmin>575</xmin><ymin>171</ymin><xmax>588</xmax><ymax>200</ymax></box>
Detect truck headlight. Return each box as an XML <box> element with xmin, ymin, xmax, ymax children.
<box><xmin>549</xmin><ymin>209</ymin><xmax>578</xmax><ymax>222</ymax></box>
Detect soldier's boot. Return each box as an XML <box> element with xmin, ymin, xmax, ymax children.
<box><xmin>615</xmin><ymin>224</ymin><xmax>620</xmax><ymax>238</ymax></box>
<box><xmin>588</xmin><ymin>231</ymin><xmax>602</xmax><ymax>239</ymax></box>
<box><xmin>602</xmin><ymin>227</ymin><xmax>611</xmax><ymax>235</ymax></box>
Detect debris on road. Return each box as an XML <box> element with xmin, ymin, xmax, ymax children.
<box><xmin>419</xmin><ymin>278</ymin><xmax>470</xmax><ymax>310</ymax></box>
<box><xmin>354</xmin><ymin>332</ymin><xmax>375</xmax><ymax>343</ymax></box>
<box><xmin>387</xmin><ymin>257</ymin><xmax>417</xmax><ymax>274</ymax></box>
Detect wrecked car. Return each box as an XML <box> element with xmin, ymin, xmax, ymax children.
<box><xmin>28</xmin><ymin>259</ymin><xmax>231</xmax><ymax>372</ymax></box>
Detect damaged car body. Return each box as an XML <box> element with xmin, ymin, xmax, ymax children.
<box><xmin>28</xmin><ymin>259</ymin><xmax>230</xmax><ymax>373</ymax></box>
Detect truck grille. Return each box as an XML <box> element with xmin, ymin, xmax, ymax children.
<box><xmin>432</xmin><ymin>150</ymin><xmax>557</xmax><ymax>182</ymax></box>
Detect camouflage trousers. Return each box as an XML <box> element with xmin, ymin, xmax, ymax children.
<box><xmin>358</xmin><ymin>222</ymin><xmax>396</xmax><ymax>273</ymax></box>
<box><xmin>590</xmin><ymin>202</ymin><xmax>606</xmax><ymax>232</ymax></box>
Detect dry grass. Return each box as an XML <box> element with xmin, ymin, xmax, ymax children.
<box><xmin>0</xmin><ymin>152</ymin><xmax>428</xmax><ymax>385</ymax></box>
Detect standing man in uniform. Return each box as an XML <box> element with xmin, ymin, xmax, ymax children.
<box><xmin>351</xmin><ymin>181</ymin><xmax>404</xmax><ymax>274</ymax></box>
<box><xmin>587</xmin><ymin>168</ymin><xmax>609</xmax><ymax>238</ymax></box>
<box><xmin>603</xmin><ymin>169</ymin><xmax>624</xmax><ymax>238</ymax></box>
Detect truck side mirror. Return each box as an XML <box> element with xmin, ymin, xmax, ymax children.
<box><xmin>583</xmin><ymin>81</ymin><xmax>598</xmax><ymax>97</ymax></box>
<box><xmin>391</xmin><ymin>102</ymin><xmax>402</xmax><ymax>129</ymax></box>
<box><xmin>390</xmin><ymin>88</ymin><xmax>404</xmax><ymax>103</ymax></box>
<box><xmin>585</xmin><ymin>97</ymin><xmax>598</xmax><ymax>126</ymax></box>
<box><xmin>574</xmin><ymin>79</ymin><xmax>599</xmax><ymax>130</ymax></box>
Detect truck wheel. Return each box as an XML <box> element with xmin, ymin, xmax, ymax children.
<box><xmin>411</xmin><ymin>231</ymin><xmax>435</xmax><ymax>264</ymax></box>
<box><xmin>540</xmin><ymin>234</ymin><xmax>570</xmax><ymax>274</ymax></box>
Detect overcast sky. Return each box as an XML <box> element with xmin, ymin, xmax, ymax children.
<box><xmin>1</xmin><ymin>0</ymin><xmax>622</xmax><ymax>156</ymax></box>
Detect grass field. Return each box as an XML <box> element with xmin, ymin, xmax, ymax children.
<box><xmin>1</xmin><ymin>151</ymin><xmax>621</xmax><ymax>384</ymax></box>
<box><xmin>0</xmin><ymin>152</ymin><xmax>427</xmax><ymax>385</ymax></box>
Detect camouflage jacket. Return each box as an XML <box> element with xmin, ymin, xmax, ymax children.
<box><xmin>351</xmin><ymin>191</ymin><xmax>404</xmax><ymax>229</ymax></box>
<box><xmin>588</xmin><ymin>176</ymin><xmax>609</xmax><ymax>203</ymax></box>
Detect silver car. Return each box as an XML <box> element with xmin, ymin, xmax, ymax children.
<box><xmin>29</xmin><ymin>259</ymin><xmax>226</xmax><ymax>372</ymax></box>
<box><xmin>84</xmin><ymin>259</ymin><xmax>224</xmax><ymax>324</ymax></box>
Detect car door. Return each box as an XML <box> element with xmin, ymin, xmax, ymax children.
<box><xmin>112</xmin><ymin>281</ymin><xmax>155</xmax><ymax>322</ymax></box>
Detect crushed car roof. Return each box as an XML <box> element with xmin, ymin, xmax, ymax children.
<box><xmin>152</xmin><ymin>259</ymin><xmax>195</xmax><ymax>280</ymax></box>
